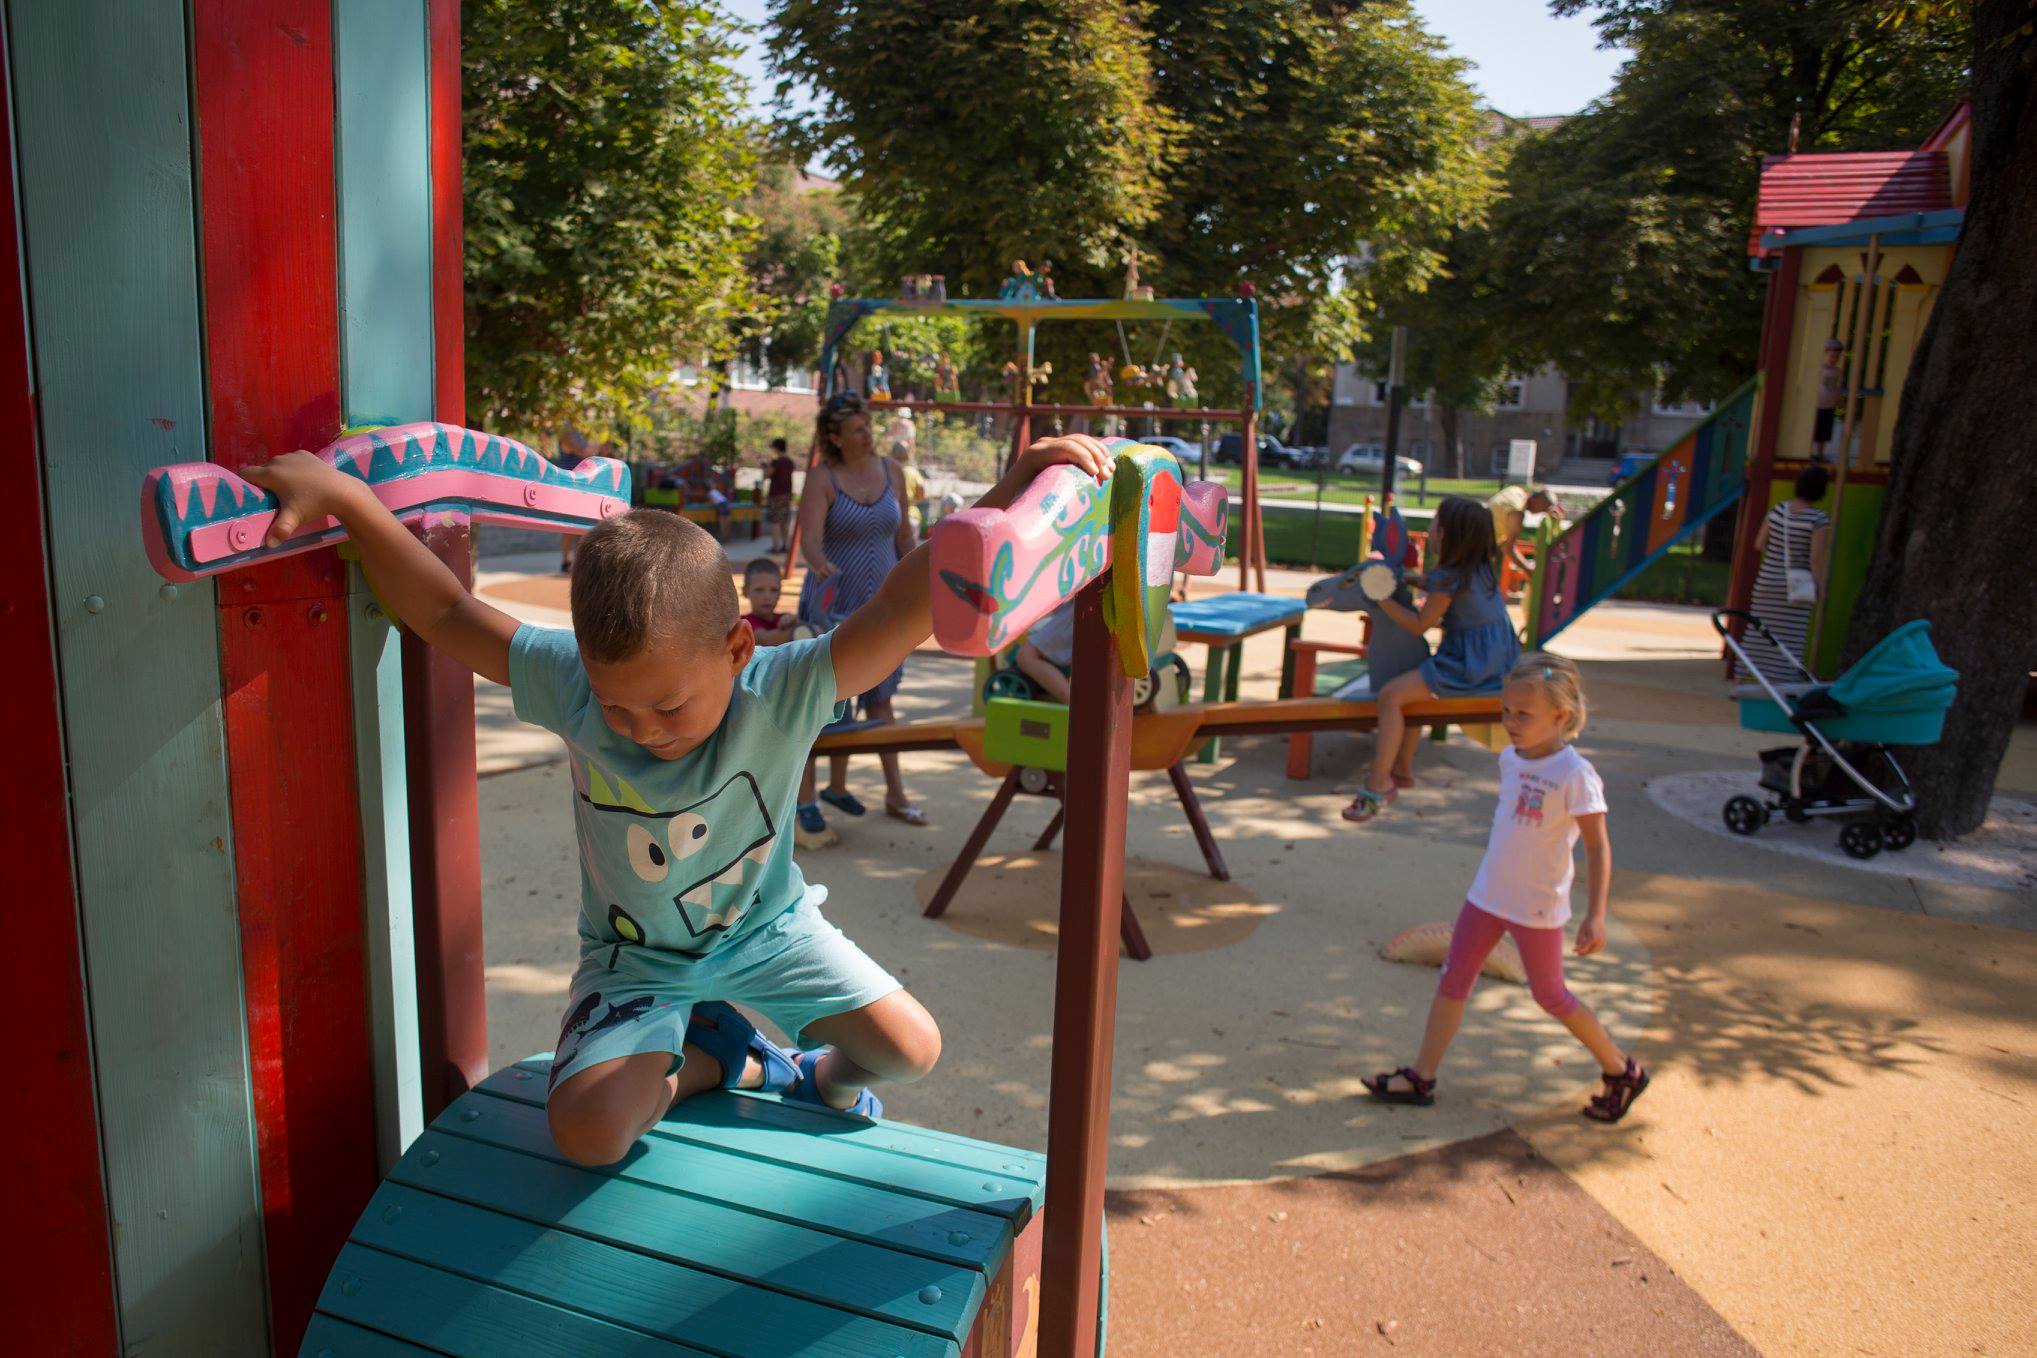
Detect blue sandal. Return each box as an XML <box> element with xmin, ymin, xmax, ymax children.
<box><xmin>685</xmin><ymin>1001</ymin><xmax>798</xmax><ymax>1092</ymax></box>
<box><xmin>817</xmin><ymin>788</ymin><xmax>867</xmax><ymax>817</ymax></box>
<box><xmin>786</xmin><ymin>1048</ymin><xmax>883</xmax><ymax>1119</ymax></box>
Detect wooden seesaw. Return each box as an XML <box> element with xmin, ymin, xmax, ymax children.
<box><xmin>140</xmin><ymin>432</ymin><xmax>1227</xmax><ymax>1357</ymax></box>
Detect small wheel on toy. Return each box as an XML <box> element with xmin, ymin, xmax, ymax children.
<box><xmin>1722</xmin><ymin>796</ymin><xmax>1767</xmax><ymax>836</ymax></box>
<box><xmin>983</xmin><ymin>669</ymin><xmax>1035</xmax><ymax>703</ymax></box>
<box><xmin>1158</xmin><ymin>654</ymin><xmax>1191</xmax><ymax>710</ymax></box>
<box><xmin>1018</xmin><ymin>766</ymin><xmax>1051</xmax><ymax>795</ymax></box>
<box><xmin>1882</xmin><ymin>816</ymin><xmax>1917</xmax><ymax>852</ymax></box>
<box><xmin>1838</xmin><ymin>820</ymin><xmax>1884</xmax><ymax>860</ymax></box>
<box><xmin>1131</xmin><ymin>671</ymin><xmax>1155</xmax><ymax>710</ymax></box>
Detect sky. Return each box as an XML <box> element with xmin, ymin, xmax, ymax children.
<box><xmin>715</xmin><ymin>0</ymin><xmax>1630</xmax><ymax>131</ymax></box>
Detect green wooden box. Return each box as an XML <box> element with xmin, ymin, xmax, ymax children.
<box><xmin>984</xmin><ymin>697</ymin><xmax>1071</xmax><ymax>772</ymax></box>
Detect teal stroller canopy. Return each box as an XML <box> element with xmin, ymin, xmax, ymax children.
<box><xmin>1797</xmin><ymin>620</ymin><xmax>1960</xmax><ymax>743</ymax></box>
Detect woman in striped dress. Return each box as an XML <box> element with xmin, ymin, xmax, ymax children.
<box><xmin>793</xmin><ymin>392</ymin><xmax>927</xmax><ymax>836</ymax></box>
<box><xmin>1746</xmin><ymin>464</ymin><xmax>1832</xmax><ymax>677</ymax></box>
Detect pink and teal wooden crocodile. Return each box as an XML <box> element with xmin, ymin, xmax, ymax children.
<box><xmin>141</xmin><ymin>421</ymin><xmax>631</xmax><ymax>582</ymax></box>
<box><xmin>929</xmin><ymin>437</ymin><xmax>1226</xmax><ymax>672</ymax></box>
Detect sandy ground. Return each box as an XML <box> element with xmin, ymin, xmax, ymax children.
<box><xmin>469</xmin><ymin>540</ymin><xmax>2037</xmax><ymax>1355</ymax></box>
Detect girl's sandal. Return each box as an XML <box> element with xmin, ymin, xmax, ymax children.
<box><xmin>1361</xmin><ymin>1066</ymin><xmax>1436</xmax><ymax>1106</ymax></box>
<box><xmin>1583</xmin><ymin>1057</ymin><xmax>1650</xmax><ymax>1123</ymax></box>
<box><xmin>1341</xmin><ymin>786</ymin><xmax>1398</xmax><ymax>823</ymax></box>
<box><xmin>884</xmin><ymin>800</ymin><xmax>929</xmax><ymax>827</ymax></box>
<box><xmin>786</xmin><ymin>1048</ymin><xmax>884</xmax><ymax>1119</ymax></box>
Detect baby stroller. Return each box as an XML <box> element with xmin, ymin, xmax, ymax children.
<box><xmin>1713</xmin><ymin>611</ymin><xmax>1959</xmax><ymax>860</ymax></box>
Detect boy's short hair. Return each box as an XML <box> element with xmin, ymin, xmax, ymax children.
<box><xmin>742</xmin><ymin>556</ymin><xmax>783</xmax><ymax>583</ymax></box>
<box><xmin>769</xmin><ymin>437</ymin><xmax>788</xmax><ymax>452</ymax></box>
<box><xmin>570</xmin><ymin>510</ymin><xmax>739</xmax><ymax>662</ymax></box>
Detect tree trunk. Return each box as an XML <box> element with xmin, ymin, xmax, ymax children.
<box><xmin>1840</xmin><ymin>12</ymin><xmax>2037</xmax><ymax>840</ymax></box>
<box><xmin>1439</xmin><ymin>406</ymin><xmax>1462</xmax><ymax>478</ymax></box>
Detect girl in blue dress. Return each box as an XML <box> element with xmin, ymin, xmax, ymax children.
<box><xmin>1345</xmin><ymin>494</ymin><xmax>1520</xmax><ymax>824</ymax></box>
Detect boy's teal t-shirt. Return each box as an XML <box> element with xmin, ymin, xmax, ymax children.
<box><xmin>508</xmin><ymin>625</ymin><xmax>846</xmax><ymax>961</ymax></box>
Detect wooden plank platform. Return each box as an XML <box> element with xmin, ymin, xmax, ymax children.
<box><xmin>304</xmin><ymin>1058</ymin><xmax>1049</xmax><ymax>1357</ymax></box>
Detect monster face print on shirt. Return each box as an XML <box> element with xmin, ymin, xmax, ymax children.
<box><xmin>579</xmin><ymin>761</ymin><xmax>780</xmax><ymax>957</ymax></box>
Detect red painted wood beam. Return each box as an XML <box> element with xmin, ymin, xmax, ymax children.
<box><xmin>411</xmin><ymin>0</ymin><xmax>491</xmax><ymax>1115</ymax></box>
<box><xmin>192</xmin><ymin>3</ymin><xmax>377</xmax><ymax>1349</ymax></box>
<box><xmin>1037</xmin><ymin>580</ymin><xmax>1132</xmax><ymax>1356</ymax></box>
<box><xmin>0</xmin><ymin>18</ymin><xmax>119</xmax><ymax>1348</ymax></box>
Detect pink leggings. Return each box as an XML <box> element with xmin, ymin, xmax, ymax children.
<box><xmin>1437</xmin><ymin>900</ymin><xmax>1578</xmax><ymax>1018</ymax></box>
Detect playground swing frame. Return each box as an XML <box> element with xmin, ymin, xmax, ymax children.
<box><xmin>789</xmin><ymin>291</ymin><xmax>1272</xmax><ymax>593</ymax></box>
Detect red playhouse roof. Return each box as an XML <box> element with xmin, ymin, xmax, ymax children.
<box><xmin>1749</xmin><ymin>150</ymin><xmax>1953</xmax><ymax>257</ymax></box>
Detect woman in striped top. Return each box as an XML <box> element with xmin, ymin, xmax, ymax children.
<box><xmin>793</xmin><ymin>392</ymin><xmax>927</xmax><ymax>837</ymax></box>
<box><xmin>1746</xmin><ymin>464</ymin><xmax>1832</xmax><ymax>677</ymax></box>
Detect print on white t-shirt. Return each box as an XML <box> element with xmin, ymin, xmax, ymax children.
<box><xmin>1467</xmin><ymin>744</ymin><xmax>1607</xmax><ymax>929</ymax></box>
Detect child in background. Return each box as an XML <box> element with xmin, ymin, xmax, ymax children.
<box><xmin>243</xmin><ymin>432</ymin><xmax>1113</xmax><ymax>1165</ymax></box>
<box><xmin>741</xmin><ymin>557</ymin><xmax>797</xmax><ymax>646</ymax></box>
<box><xmin>1362</xmin><ymin>654</ymin><xmax>1648</xmax><ymax>1122</ymax></box>
<box><xmin>1012</xmin><ymin>596</ymin><xmax>1077</xmax><ymax>704</ymax></box>
<box><xmin>1344</xmin><ymin>494</ymin><xmax>1521</xmax><ymax>822</ymax></box>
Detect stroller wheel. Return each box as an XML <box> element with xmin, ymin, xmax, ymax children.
<box><xmin>1838</xmin><ymin>820</ymin><xmax>1884</xmax><ymax>861</ymax></box>
<box><xmin>1723</xmin><ymin>796</ymin><xmax>1767</xmax><ymax>836</ymax></box>
<box><xmin>984</xmin><ymin>669</ymin><xmax>1035</xmax><ymax>703</ymax></box>
<box><xmin>1883</xmin><ymin>816</ymin><xmax>1917</xmax><ymax>852</ymax></box>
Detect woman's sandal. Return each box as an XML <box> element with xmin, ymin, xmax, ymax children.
<box><xmin>1583</xmin><ymin>1057</ymin><xmax>1650</xmax><ymax>1123</ymax></box>
<box><xmin>684</xmin><ymin>1001</ymin><xmax>799</xmax><ymax>1092</ymax></box>
<box><xmin>884</xmin><ymin>800</ymin><xmax>929</xmax><ymax>827</ymax></box>
<box><xmin>1341</xmin><ymin>786</ymin><xmax>1398</xmax><ymax>823</ymax></box>
<box><xmin>1361</xmin><ymin>1066</ymin><xmax>1436</xmax><ymax>1106</ymax></box>
<box><xmin>818</xmin><ymin>788</ymin><xmax>866</xmax><ymax>817</ymax></box>
<box><xmin>786</xmin><ymin>1048</ymin><xmax>884</xmax><ymax>1119</ymax></box>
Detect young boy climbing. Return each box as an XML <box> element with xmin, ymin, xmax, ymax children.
<box><xmin>243</xmin><ymin>432</ymin><xmax>1113</xmax><ymax>1167</ymax></box>
<box><xmin>1361</xmin><ymin>653</ymin><xmax>1648</xmax><ymax>1122</ymax></box>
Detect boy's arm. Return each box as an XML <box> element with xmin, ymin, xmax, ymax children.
<box><xmin>242</xmin><ymin>451</ymin><xmax>518</xmax><ymax>685</ymax></box>
<box><xmin>828</xmin><ymin>437</ymin><xmax>1113</xmax><ymax>703</ymax></box>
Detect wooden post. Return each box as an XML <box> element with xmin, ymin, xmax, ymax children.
<box><xmin>1726</xmin><ymin>245</ymin><xmax>1805</xmax><ymax>667</ymax></box>
<box><xmin>1038</xmin><ymin>579</ymin><xmax>1133</xmax><ymax>1357</ymax></box>
<box><xmin>1239</xmin><ymin>398</ymin><xmax>1262</xmax><ymax>591</ymax></box>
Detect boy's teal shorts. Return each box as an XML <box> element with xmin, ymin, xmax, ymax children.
<box><xmin>547</xmin><ymin>891</ymin><xmax>900</xmax><ymax>1093</ymax></box>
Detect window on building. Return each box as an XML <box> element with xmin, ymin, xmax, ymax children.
<box><xmin>1496</xmin><ymin>376</ymin><xmax>1526</xmax><ymax>410</ymax></box>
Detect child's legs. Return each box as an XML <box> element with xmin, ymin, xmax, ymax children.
<box><xmin>799</xmin><ymin>759</ymin><xmax>818</xmax><ymax>805</ymax></box>
<box><xmin>1014</xmin><ymin>643</ymin><xmax>1072</xmax><ymax>704</ymax></box>
<box><xmin>1392</xmin><ymin>721</ymin><xmax>1424</xmax><ymax>779</ymax></box>
<box><xmin>803</xmin><ymin>990</ymin><xmax>942</xmax><ymax>1100</ymax></box>
<box><xmin>1416</xmin><ymin>901</ymin><xmax>1508</xmax><ymax>1076</ymax></box>
<box><xmin>1369</xmin><ymin>670</ymin><xmax>1432</xmax><ymax>788</ymax></box>
<box><xmin>739</xmin><ymin>903</ymin><xmax>934</xmax><ymax>1108</ymax></box>
<box><xmin>547</xmin><ymin>1044</ymin><xmax>716</xmax><ymax>1167</ymax></box>
<box><xmin>1504</xmin><ymin>920</ymin><xmax>1627</xmax><ymax>1074</ymax></box>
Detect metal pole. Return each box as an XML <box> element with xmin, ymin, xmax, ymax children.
<box><xmin>1037</xmin><ymin>579</ymin><xmax>1132</xmax><ymax>1357</ymax></box>
<box><xmin>1381</xmin><ymin>324</ymin><xmax>1407</xmax><ymax>504</ymax></box>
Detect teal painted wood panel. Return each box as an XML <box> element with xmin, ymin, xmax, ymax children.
<box><xmin>5</xmin><ymin>3</ymin><xmax>267</xmax><ymax>1352</ymax></box>
<box><xmin>350</xmin><ymin>586</ymin><xmax>422</xmax><ymax>1171</ymax></box>
<box><xmin>335</xmin><ymin>0</ymin><xmax>435</xmax><ymax>425</ymax></box>
<box><xmin>300</xmin><ymin>1315</ymin><xmax>447</xmax><ymax>1358</ymax></box>
<box><xmin>394</xmin><ymin>1128</ymin><xmax>986</xmax><ymax>1335</ymax></box>
<box><xmin>352</xmin><ymin>1184</ymin><xmax>957</xmax><ymax>1358</ymax></box>
<box><xmin>454</xmin><ymin>1090</ymin><xmax>1015</xmax><ymax>1266</ymax></box>
<box><xmin>490</xmin><ymin>1058</ymin><xmax>1048</xmax><ymax>1202</ymax></box>
<box><xmin>317</xmin><ymin>1243</ymin><xmax>712</xmax><ymax>1358</ymax></box>
<box><xmin>336</xmin><ymin>0</ymin><xmax>435</xmax><ymax>1169</ymax></box>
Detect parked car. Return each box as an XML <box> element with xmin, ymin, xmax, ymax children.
<box><xmin>1215</xmin><ymin>433</ymin><xmax>1309</xmax><ymax>469</ymax></box>
<box><xmin>1335</xmin><ymin>443</ymin><xmax>1425</xmax><ymax>477</ymax></box>
<box><xmin>1137</xmin><ymin>434</ymin><xmax>1202</xmax><ymax>462</ymax></box>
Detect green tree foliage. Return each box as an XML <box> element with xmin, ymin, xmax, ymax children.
<box><xmin>464</xmin><ymin>0</ymin><xmax>766</xmax><ymax>434</ymax></box>
<box><xmin>767</xmin><ymin>0</ymin><xmax>1173</xmax><ymax>296</ymax></box>
<box><xmin>737</xmin><ymin>157</ymin><xmax>847</xmax><ymax>384</ymax></box>
<box><xmin>767</xmin><ymin>1</ymin><xmax>1495</xmax><ymax>415</ymax></box>
<box><xmin>1487</xmin><ymin>0</ymin><xmax>1970</xmax><ymax>412</ymax></box>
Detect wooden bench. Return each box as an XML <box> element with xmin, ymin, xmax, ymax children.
<box><xmin>301</xmin><ymin>1057</ymin><xmax>1052</xmax><ymax>1357</ymax></box>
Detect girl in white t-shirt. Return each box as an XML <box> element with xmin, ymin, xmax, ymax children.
<box><xmin>1362</xmin><ymin>653</ymin><xmax>1649</xmax><ymax>1122</ymax></box>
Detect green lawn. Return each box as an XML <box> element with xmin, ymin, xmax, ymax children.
<box><xmin>1230</xmin><ymin>506</ymin><xmax>1732</xmax><ymax>608</ymax></box>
